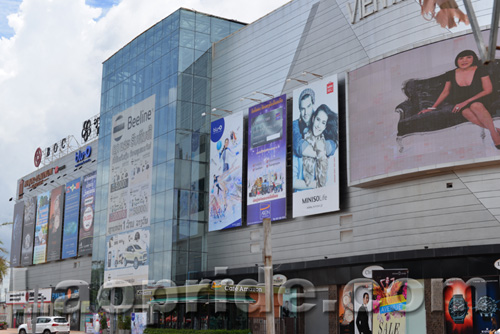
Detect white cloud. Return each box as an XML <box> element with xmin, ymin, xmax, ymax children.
<box><xmin>0</xmin><ymin>0</ymin><xmax>290</xmax><ymax>281</ymax></box>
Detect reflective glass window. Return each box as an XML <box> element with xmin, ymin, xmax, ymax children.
<box><xmin>177</xmin><ymin>101</ymin><xmax>192</xmax><ymax>130</ymax></box>
<box><xmin>178</xmin><ymin>73</ymin><xmax>193</xmax><ymax>102</ymax></box>
<box><xmin>193</xmin><ymin>76</ymin><xmax>210</xmax><ymax>105</ymax></box>
<box><xmin>194</xmin><ymin>32</ymin><xmax>210</xmax><ymax>51</ymax></box>
<box><xmin>156</xmin><ymin>162</ymin><xmax>167</xmax><ymax>193</ymax></box>
<box><xmin>175</xmin><ymin>159</ymin><xmax>192</xmax><ymax>190</ymax></box>
<box><xmin>190</xmin><ymin>158</ymin><xmax>206</xmax><ymax>192</ymax></box>
<box><xmin>195</xmin><ymin>13</ymin><xmax>210</xmax><ymax>34</ymax></box>
<box><xmin>211</xmin><ymin>18</ymin><xmax>230</xmax><ymax>42</ymax></box>
<box><xmin>179</xmin><ymin>29</ymin><xmax>195</xmax><ymax>49</ymax></box>
<box><xmin>180</xmin><ymin>10</ymin><xmax>195</xmax><ymax>30</ymax></box>
<box><xmin>154</xmin><ymin>191</ymin><xmax>166</xmax><ymax>224</ymax></box>
<box><xmin>179</xmin><ymin>47</ymin><xmax>194</xmax><ymax>73</ymax></box>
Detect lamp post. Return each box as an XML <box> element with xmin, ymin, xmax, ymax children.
<box><xmin>263</xmin><ymin>218</ymin><xmax>275</xmax><ymax>334</ymax></box>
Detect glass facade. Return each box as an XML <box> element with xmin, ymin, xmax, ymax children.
<box><xmin>91</xmin><ymin>9</ymin><xmax>245</xmax><ymax>290</ymax></box>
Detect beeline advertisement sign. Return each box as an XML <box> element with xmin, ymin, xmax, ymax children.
<box><xmin>247</xmin><ymin>95</ymin><xmax>287</xmax><ymax>225</ymax></box>
<box><xmin>105</xmin><ymin>95</ymin><xmax>154</xmax><ymax>285</ymax></box>
<box><xmin>47</xmin><ymin>185</ymin><xmax>65</xmax><ymax>261</ymax></box>
<box><xmin>292</xmin><ymin>74</ymin><xmax>340</xmax><ymax>217</ymax></box>
<box><xmin>209</xmin><ymin>113</ymin><xmax>243</xmax><ymax>231</ymax></box>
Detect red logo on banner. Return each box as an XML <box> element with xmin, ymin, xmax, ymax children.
<box><xmin>34</xmin><ymin>148</ymin><xmax>42</xmax><ymax>167</ymax></box>
<box><xmin>327</xmin><ymin>82</ymin><xmax>334</xmax><ymax>94</ymax></box>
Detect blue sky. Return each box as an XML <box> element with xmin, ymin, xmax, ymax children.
<box><xmin>0</xmin><ymin>0</ymin><xmax>120</xmax><ymax>38</ymax></box>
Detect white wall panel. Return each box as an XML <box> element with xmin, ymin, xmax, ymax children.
<box><xmin>208</xmin><ymin>0</ymin><xmax>498</xmax><ymax>271</ymax></box>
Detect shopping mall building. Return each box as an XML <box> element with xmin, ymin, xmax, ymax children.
<box><xmin>7</xmin><ymin>1</ymin><xmax>500</xmax><ymax>333</ymax></box>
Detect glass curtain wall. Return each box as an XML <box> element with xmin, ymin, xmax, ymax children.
<box><xmin>91</xmin><ymin>9</ymin><xmax>245</xmax><ymax>297</ymax></box>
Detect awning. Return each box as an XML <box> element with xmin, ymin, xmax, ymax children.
<box><xmin>149</xmin><ymin>294</ymin><xmax>255</xmax><ymax>304</ymax></box>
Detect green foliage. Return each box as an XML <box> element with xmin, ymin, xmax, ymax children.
<box><xmin>144</xmin><ymin>329</ymin><xmax>251</xmax><ymax>334</ymax></box>
<box><xmin>117</xmin><ymin>315</ymin><xmax>125</xmax><ymax>330</ymax></box>
<box><xmin>0</xmin><ymin>222</ymin><xmax>10</xmax><ymax>282</ymax></box>
<box><xmin>124</xmin><ymin>316</ymin><xmax>131</xmax><ymax>330</ymax></box>
<box><xmin>100</xmin><ymin>313</ymin><xmax>108</xmax><ymax>330</ymax></box>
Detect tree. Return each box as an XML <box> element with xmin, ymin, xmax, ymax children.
<box><xmin>0</xmin><ymin>222</ymin><xmax>12</xmax><ymax>282</ymax></box>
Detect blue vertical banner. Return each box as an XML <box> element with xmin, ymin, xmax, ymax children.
<box><xmin>33</xmin><ymin>191</ymin><xmax>50</xmax><ymax>264</ymax></box>
<box><xmin>79</xmin><ymin>171</ymin><xmax>97</xmax><ymax>256</ymax></box>
<box><xmin>247</xmin><ymin>95</ymin><xmax>287</xmax><ymax>225</ymax></box>
<box><xmin>209</xmin><ymin>112</ymin><xmax>243</xmax><ymax>231</ymax></box>
<box><xmin>62</xmin><ymin>178</ymin><xmax>81</xmax><ymax>259</ymax></box>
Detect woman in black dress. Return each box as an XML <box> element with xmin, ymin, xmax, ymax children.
<box><xmin>419</xmin><ymin>50</ymin><xmax>500</xmax><ymax>149</ymax></box>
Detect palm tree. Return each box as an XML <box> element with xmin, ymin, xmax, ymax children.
<box><xmin>0</xmin><ymin>222</ymin><xmax>11</xmax><ymax>282</ymax></box>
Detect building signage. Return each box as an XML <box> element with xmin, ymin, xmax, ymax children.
<box><xmin>7</xmin><ymin>288</ymin><xmax>52</xmax><ymax>304</ymax></box>
<box><xmin>292</xmin><ymin>74</ymin><xmax>340</xmax><ymax>218</ymax></box>
<box><xmin>247</xmin><ymin>95</ymin><xmax>287</xmax><ymax>225</ymax></box>
<box><xmin>21</xmin><ymin>197</ymin><xmax>37</xmax><ymax>267</ymax></box>
<box><xmin>62</xmin><ymin>178</ymin><xmax>81</xmax><ymax>259</ymax></box>
<box><xmin>81</xmin><ymin>115</ymin><xmax>100</xmax><ymax>143</ymax></box>
<box><xmin>209</xmin><ymin>112</ymin><xmax>243</xmax><ymax>231</ymax></box>
<box><xmin>34</xmin><ymin>137</ymin><xmax>69</xmax><ymax>167</ymax></box>
<box><xmin>78</xmin><ymin>171</ymin><xmax>96</xmax><ymax>256</ymax></box>
<box><xmin>33</xmin><ymin>191</ymin><xmax>50</xmax><ymax>264</ymax></box>
<box><xmin>346</xmin><ymin>0</ymin><xmax>407</xmax><ymax>24</ymax></box>
<box><xmin>21</xmin><ymin>165</ymin><xmax>66</xmax><ymax>194</ymax></box>
<box><xmin>75</xmin><ymin>146</ymin><xmax>92</xmax><ymax>167</ymax></box>
<box><xmin>105</xmin><ymin>95</ymin><xmax>155</xmax><ymax>284</ymax></box>
<box><xmin>47</xmin><ymin>185</ymin><xmax>65</xmax><ymax>262</ymax></box>
<box><xmin>10</xmin><ymin>201</ymin><xmax>24</xmax><ymax>267</ymax></box>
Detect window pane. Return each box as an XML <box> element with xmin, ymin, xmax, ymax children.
<box><xmin>180</xmin><ymin>10</ymin><xmax>195</xmax><ymax>30</ymax></box>
<box><xmin>179</xmin><ymin>29</ymin><xmax>195</xmax><ymax>48</ymax></box>
<box><xmin>195</xmin><ymin>13</ymin><xmax>210</xmax><ymax>34</ymax></box>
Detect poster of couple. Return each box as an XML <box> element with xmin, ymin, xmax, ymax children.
<box><xmin>292</xmin><ymin>74</ymin><xmax>340</xmax><ymax>218</ymax></box>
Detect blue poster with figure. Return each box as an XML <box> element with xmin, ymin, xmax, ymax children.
<box><xmin>246</xmin><ymin>95</ymin><xmax>287</xmax><ymax>225</ymax></box>
<box><xmin>62</xmin><ymin>178</ymin><xmax>81</xmax><ymax>259</ymax></box>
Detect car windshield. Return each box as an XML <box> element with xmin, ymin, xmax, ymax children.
<box><xmin>134</xmin><ymin>245</ymin><xmax>141</xmax><ymax>250</ymax></box>
<box><xmin>53</xmin><ymin>318</ymin><xmax>67</xmax><ymax>323</ymax></box>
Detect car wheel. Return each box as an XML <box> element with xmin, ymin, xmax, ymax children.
<box><xmin>134</xmin><ymin>258</ymin><xmax>139</xmax><ymax>269</ymax></box>
<box><xmin>19</xmin><ymin>329</ymin><xmax>26</xmax><ymax>334</ymax></box>
<box><xmin>43</xmin><ymin>329</ymin><xmax>51</xmax><ymax>334</ymax></box>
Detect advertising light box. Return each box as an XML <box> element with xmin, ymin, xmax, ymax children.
<box><xmin>247</xmin><ymin>95</ymin><xmax>287</xmax><ymax>225</ymax></box>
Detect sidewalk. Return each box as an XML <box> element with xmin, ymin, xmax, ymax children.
<box><xmin>3</xmin><ymin>329</ymin><xmax>85</xmax><ymax>334</ymax></box>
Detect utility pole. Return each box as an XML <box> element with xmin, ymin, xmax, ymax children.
<box><xmin>263</xmin><ymin>218</ymin><xmax>275</xmax><ymax>334</ymax></box>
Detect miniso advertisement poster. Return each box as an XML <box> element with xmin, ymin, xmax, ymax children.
<box><xmin>292</xmin><ymin>75</ymin><xmax>339</xmax><ymax>218</ymax></box>
<box><xmin>209</xmin><ymin>112</ymin><xmax>243</xmax><ymax>231</ymax></box>
<box><xmin>247</xmin><ymin>95</ymin><xmax>287</xmax><ymax>225</ymax></box>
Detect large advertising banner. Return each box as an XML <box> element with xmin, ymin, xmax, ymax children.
<box><xmin>62</xmin><ymin>178</ymin><xmax>81</xmax><ymax>259</ymax></box>
<box><xmin>348</xmin><ymin>32</ymin><xmax>500</xmax><ymax>184</ymax></box>
<box><xmin>292</xmin><ymin>75</ymin><xmax>339</xmax><ymax>217</ymax></box>
<box><xmin>104</xmin><ymin>228</ymin><xmax>150</xmax><ymax>283</ymax></box>
<box><xmin>79</xmin><ymin>171</ymin><xmax>97</xmax><ymax>256</ymax></box>
<box><xmin>470</xmin><ymin>278</ymin><xmax>500</xmax><ymax>334</ymax></box>
<box><xmin>354</xmin><ymin>283</ymin><xmax>373</xmax><ymax>334</ymax></box>
<box><xmin>47</xmin><ymin>185</ymin><xmax>64</xmax><ymax>261</ymax></box>
<box><xmin>105</xmin><ymin>95</ymin><xmax>154</xmax><ymax>284</ymax></box>
<box><xmin>10</xmin><ymin>201</ymin><xmax>24</xmax><ymax>267</ymax></box>
<box><xmin>444</xmin><ymin>278</ymin><xmax>473</xmax><ymax>334</ymax></box>
<box><xmin>21</xmin><ymin>197</ymin><xmax>36</xmax><ymax>266</ymax></box>
<box><xmin>339</xmin><ymin>284</ymin><xmax>354</xmax><ymax>334</ymax></box>
<box><xmin>247</xmin><ymin>95</ymin><xmax>287</xmax><ymax>225</ymax></box>
<box><xmin>372</xmin><ymin>269</ymin><xmax>408</xmax><ymax>334</ymax></box>
<box><xmin>209</xmin><ymin>112</ymin><xmax>243</xmax><ymax>231</ymax></box>
<box><xmin>33</xmin><ymin>191</ymin><xmax>50</xmax><ymax>264</ymax></box>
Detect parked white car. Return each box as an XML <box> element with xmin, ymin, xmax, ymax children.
<box><xmin>18</xmin><ymin>316</ymin><xmax>70</xmax><ymax>334</ymax></box>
